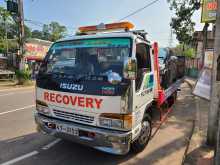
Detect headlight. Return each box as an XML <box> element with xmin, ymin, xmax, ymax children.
<box><xmin>99</xmin><ymin>113</ymin><xmax>132</xmax><ymax>130</ymax></box>
<box><xmin>36</xmin><ymin>100</ymin><xmax>51</xmax><ymax>116</ymax></box>
<box><xmin>100</xmin><ymin>118</ymin><xmax>123</xmax><ymax>128</ymax></box>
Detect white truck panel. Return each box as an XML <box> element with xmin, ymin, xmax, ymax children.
<box><xmin>36</xmin><ymin>87</ymin><xmax>122</xmax><ymax>114</ymax></box>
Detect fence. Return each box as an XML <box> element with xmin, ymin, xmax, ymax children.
<box><xmin>185</xmin><ymin>58</ymin><xmax>202</xmax><ymax>78</ymax></box>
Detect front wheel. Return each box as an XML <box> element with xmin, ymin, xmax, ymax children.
<box><xmin>131</xmin><ymin>115</ymin><xmax>152</xmax><ymax>153</ymax></box>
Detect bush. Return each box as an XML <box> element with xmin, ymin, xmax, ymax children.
<box><xmin>15</xmin><ymin>69</ymin><xmax>31</xmax><ymax>85</ymax></box>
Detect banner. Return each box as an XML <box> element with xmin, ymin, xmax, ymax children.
<box><xmin>201</xmin><ymin>0</ymin><xmax>217</xmax><ymax>23</ymax></box>
<box><xmin>193</xmin><ymin>68</ymin><xmax>212</xmax><ymax>100</ymax></box>
<box><xmin>204</xmin><ymin>49</ymin><xmax>214</xmax><ymax>69</ymax></box>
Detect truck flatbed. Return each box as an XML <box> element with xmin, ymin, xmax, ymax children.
<box><xmin>164</xmin><ymin>78</ymin><xmax>184</xmax><ymax>100</ymax></box>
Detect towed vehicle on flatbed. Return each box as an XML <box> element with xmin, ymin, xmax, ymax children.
<box><xmin>35</xmin><ymin>22</ymin><xmax>185</xmax><ymax>155</ymax></box>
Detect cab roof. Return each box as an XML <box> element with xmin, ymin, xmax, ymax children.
<box><xmin>58</xmin><ymin>31</ymin><xmax>136</xmax><ymax>42</ymax></box>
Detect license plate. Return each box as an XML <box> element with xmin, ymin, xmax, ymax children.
<box><xmin>56</xmin><ymin>124</ymin><xmax>79</xmax><ymax>136</ymax></box>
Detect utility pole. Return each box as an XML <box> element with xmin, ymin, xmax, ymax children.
<box><xmin>17</xmin><ymin>0</ymin><xmax>25</xmax><ymax>70</ymax></box>
<box><xmin>213</xmin><ymin>0</ymin><xmax>220</xmax><ymax>163</ymax></box>
<box><xmin>168</xmin><ymin>28</ymin><xmax>173</xmax><ymax>48</ymax></box>
<box><xmin>207</xmin><ymin>0</ymin><xmax>220</xmax><ymax>148</ymax></box>
<box><xmin>3</xmin><ymin>14</ymin><xmax>9</xmax><ymax>55</ymax></box>
<box><xmin>202</xmin><ymin>23</ymin><xmax>209</xmax><ymax>66</ymax></box>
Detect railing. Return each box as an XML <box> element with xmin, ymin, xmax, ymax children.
<box><xmin>185</xmin><ymin>58</ymin><xmax>202</xmax><ymax>78</ymax></box>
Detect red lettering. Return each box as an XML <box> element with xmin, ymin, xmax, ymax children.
<box><xmin>56</xmin><ymin>94</ymin><xmax>62</xmax><ymax>103</ymax></box>
<box><xmin>94</xmin><ymin>99</ymin><xmax>103</xmax><ymax>109</ymax></box>
<box><xmin>44</xmin><ymin>92</ymin><xmax>49</xmax><ymax>101</ymax></box>
<box><xmin>43</xmin><ymin>91</ymin><xmax>103</xmax><ymax>110</ymax></box>
<box><xmin>50</xmin><ymin>93</ymin><xmax>55</xmax><ymax>102</ymax></box>
<box><xmin>86</xmin><ymin>98</ymin><xmax>94</xmax><ymax>108</ymax></box>
<box><xmin>207</xmin><ymin>2</ymin><xmax>217</xmax><ymax>10</ymax></box>
<box><xmin>70</xmin><ymin>96</ymin><xmax>77</xmax><ymax>106</ymax></box>
<box><xmin>78</xmin><ymin>97</ymin><xmax>85</xmax><ymax>107</ymax></box>
<box><xmin>63</xmin><ymin>95</ymin><xmax>69</xmax><ymax>104</ymax></box>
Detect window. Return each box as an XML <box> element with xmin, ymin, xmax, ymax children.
<box><xmin>42</xmin><ymin>38</ymin><xmax>131</xmax><ymax>78</ymax></box>
<box><xmin>136</xmin><ymin>43</ymin><xmax>151</xmax><ymax>71</ymax></box>
<box><xmin>135</xmin><ymin>43</ymin><xmax>151</xmax><ymax>91</ymax></box>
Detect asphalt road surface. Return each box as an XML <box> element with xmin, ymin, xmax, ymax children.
<box><xmin>0</xmin><ymin>84</ymin><xmax>195</xmax><ymax>165</ymax></box>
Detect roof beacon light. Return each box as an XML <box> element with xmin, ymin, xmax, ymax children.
<box><xmin>78</xmin><ymin>22</ymin><xmax>134</xmax><ymax>33</ymax></box>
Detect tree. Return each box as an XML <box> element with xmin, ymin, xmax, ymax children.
<box><xmin>0</xmin><ymin>6</ymin><xmax>14</xmax><ymax>53</ymax></box>
<box><xmin>172</xmin><ymin>44</ymin><xmax>196</xmax><ymax>58</ymax></box>
<box><xmin>33</xmin><ymin>22</ymin><xmax>67</xmax><ymax>42</ymax></box>
<box><xmin>42</xmin><ymin>24</ymin><xmax>50</xmax><ymax>40</ymax></box>
<box><xmin>24</xmin><ymin>25</ymin><xmax>32</xmax><ymax>39</ymax></box>
<box><xmin>31</xmin><ymin>30</ymin><xmax>43</xmax><ymax>39</ymax></box>
<box><xmin>167</xmin><ymin>0</ymin><xmax>200</xmax><ymax>45</ymax></box>
<box><xmin>47</xmin><ymin>22</ymin><xmax>67</xmax><ymax>42</ymax></box>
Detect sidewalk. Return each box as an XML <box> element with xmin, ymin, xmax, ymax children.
<box><xmin>184</xmin><ymin>78</ymin><xmax>214</xmax><ymax>165</ymax></box>
<box><xmin>0</xmin><ymin>80</ymin><xmax>35</xmax><ymax>90</ymax></box>
<box><xmin>118</xmin><ymin>82</ymin><xmax>196</xmax><ymax>165</ymax></box>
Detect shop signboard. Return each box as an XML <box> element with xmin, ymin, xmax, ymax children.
<box><xmin>201</xmin><ymin>0</ymin><xmax>217</xmax><ymax>23</ymax></box>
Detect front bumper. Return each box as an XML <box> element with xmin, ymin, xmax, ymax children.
<box><xmin>35</xmin><ymin>113</ymin><xmax>132</xmax><ymax>155</ymax></box>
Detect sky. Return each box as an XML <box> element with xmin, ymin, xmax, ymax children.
<box><xmin>0</xmin><ymin>0</ymin><xmax>205</xmax><ymax>47</ymax></box>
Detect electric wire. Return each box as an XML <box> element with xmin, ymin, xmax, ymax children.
<box><xmin>118</xmin><ymin>0</ymin><xmax>160</xmax><ymax>21</ymax></box>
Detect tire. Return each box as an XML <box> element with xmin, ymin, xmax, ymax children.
<box><xmin>131</xmin><ymin>114</ymin><xmax>152</xmax><ymax>153</ymax></box>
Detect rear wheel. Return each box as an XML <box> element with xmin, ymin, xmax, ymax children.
<box><xmin>131</xmin><ymin>115</ymin><xmax>152</xmax><ymax>153</ymax></box>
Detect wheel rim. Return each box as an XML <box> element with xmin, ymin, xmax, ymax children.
<box><xmin>139</xmin><ymin>121</ymin><xmax>151</xmax><ymax>145</ymax></box>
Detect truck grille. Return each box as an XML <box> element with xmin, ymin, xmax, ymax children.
<box><xmin>53</xmin><ymin>109</ymin><xmax>94</xmax><ymax>124</ymax></box>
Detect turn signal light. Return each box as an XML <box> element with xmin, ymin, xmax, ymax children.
<box><xmin>100</xmin><ymin>113</ymin><xmax>132</xmax><ymax>129</ymax></box>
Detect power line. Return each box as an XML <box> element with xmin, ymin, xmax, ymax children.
<box><xmin>24</xmin><ymin>19</ymin><xmax>77</xmax><ymax>30</ymax></box>
<box><xmin>119</xmin><ymin>0</ymin><xmax>160</xmax><ymax>21</ymax></box>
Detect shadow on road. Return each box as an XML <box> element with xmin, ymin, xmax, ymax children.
<box><xmin>0</xmin><ymin>83</ymin><xmax>196</xmax><ymax>165</ymax></box>
<box><xmin>0</xmin><ymin>132</ymin><xmax>189</xmax><ymax>165</ymax></box>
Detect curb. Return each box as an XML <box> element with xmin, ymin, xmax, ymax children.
<box><xmin>184</xmin><ymin>79</ymin><xmax>196</xmax><ymax>90</ymax></box>
<box><xmin>181</xmin><ymin>78</ymin><xmax>197</xmax><ymax>165</ymax></box>
<box><xmin>0</xmin><ymin>86</ymin><xmax>34</xmax><ymax>92</ymax></box>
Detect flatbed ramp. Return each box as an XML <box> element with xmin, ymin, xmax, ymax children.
<box><xmin>164</xmin><ymin>78</ymin><xmax>184</xmax><ymax>100</ymax></box>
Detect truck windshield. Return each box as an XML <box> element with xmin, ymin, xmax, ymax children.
<box><xmin>43</xmin><ymin>38</ymin><xmax>131</xmax><ymax>79</ymax></box>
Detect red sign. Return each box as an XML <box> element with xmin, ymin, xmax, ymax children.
<box><xmin>207</xmin><ymin>2</ymin><xmax>217</xmax><ymax>10</ymax></box>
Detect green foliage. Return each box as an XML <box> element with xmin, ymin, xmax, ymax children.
<box><xmin>33</xmin><ymin>22</ymin><xmax>67</xmax><ymax>42</ymax></box>
<box><xmin>15</xmin><ymin>69</ymin><xmax>31</xmax><ymax>81</ymax></box>
<box><xmin>167</xmin><ymin>0</ymin><xmax>200</xmax><ymax>45</ymax></box>
<box><xmin>0</xmin><ymin>6</ymin><xmax>32</xmax><ymax>54</ymax></box>
<box><xmin>24</xmin><ymin>25</ymin><xmax>32</xmax><ymax>39</ymax></box>
<box><xmin>183</xmin><ymin>47</ymin><xmax>196</xmax><ymax>58</ymax></box>
<box><xmin>0</xmin><ymin>38</ymin><xmax>18</xmax><ymax>53</ymax></box>
<box><xmin>172</xmin><ymin>44</ymin><xmax>196</xmax><ymax>58</ymax></box>
<box><xmin>0</xmin><ymin>6</ymin><xmax>67</xmax><ymax>55</ymax></box>
<box><xmin>32</xmin><ymin>30</ymin><xmax>43</xmax><ymax>39</ymax></box>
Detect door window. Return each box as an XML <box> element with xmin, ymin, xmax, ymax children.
<box><xmin>135</xmin><ymin>43</ymin><xmax>151</xmax><ymax>91</ymax></box>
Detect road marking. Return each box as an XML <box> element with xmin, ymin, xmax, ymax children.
<box><xmin>0</xmin><ymin>93</ymin><xmax>14</xmax><ymax>97</ymax></box>
<box><xmin>42</xmin><ymin>139</ymin><xmax>61</xmax><ymax>150</ymax></box>
<box><xmin>6</xmin><ymin>136</ymin><xmax>25</xmax><ymax>143</ymax></box>
<box><xmin>0</xmin><ymin>87</ymin><xmax>34</xmax><ymax>92</ymax></box>
<box><xmin>0</xmin><ymin>151</ymin><xmax>39</xmax><ymax>165</ymax></box>
<box><xmin>0</xmin><ymin>105</ymin><xmax>35</xmax><ymax>116</ymax></box>
<box><xmin>0</xmin><ymin>90</ymin><xmax>34</xmax><ymax>98</ymax></box>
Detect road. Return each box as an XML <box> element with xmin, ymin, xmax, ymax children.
<box><xmin>0</xmin><ymin>83</ymin><xmax>195</xmax><ymax>165</ymax></box>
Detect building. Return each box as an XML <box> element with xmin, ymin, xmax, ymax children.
<box><xmin>192</xmin><ymin>30</ymin><xmax>215</xmax><ymax>59</ymax></box>
<box><xmin>0</xmin><ymin>54</ymin><xmax>8</xmax><ymax>70</ymax></box>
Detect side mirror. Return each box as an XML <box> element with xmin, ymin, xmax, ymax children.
<box><xmin>123</xmin><ymin>58</ymin><xmax>137</xmax><ymax>80</ymax></box>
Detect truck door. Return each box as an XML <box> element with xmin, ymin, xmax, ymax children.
<box><xmin>134</xmin><ymin>42</ymin><xmax>154</xmax><ymax>113</ymax></box>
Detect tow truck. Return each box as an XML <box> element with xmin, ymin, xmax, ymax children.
<box><xmin>35</xmin><ymin>22</ymin><xmax>184</xmax><ymax>155</ymax></box>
